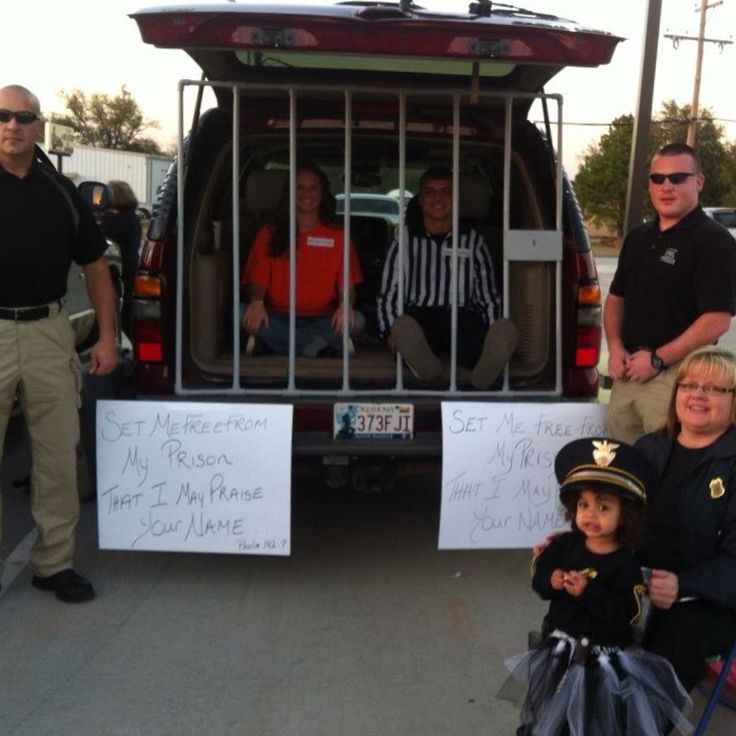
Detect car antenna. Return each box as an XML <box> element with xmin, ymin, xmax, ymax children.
<box><xmin>469</xmin><ymin>1</ymin><xmax>493</xmax><ymax>16</ymax></box>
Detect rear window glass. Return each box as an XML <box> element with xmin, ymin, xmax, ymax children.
<box><xmin>236</xmin><ymin>51</ymin><xmax>515</xmax><ymax>79</ymax></box>
<box><xmin>713</xmin><ymin>210</ymin><xmax>736</xmax><ymax>228</ymax></box>
<box><xmin>336</xmin><ymin>196</ymin><xmax>400</xmax><ymax>216</ymax></box>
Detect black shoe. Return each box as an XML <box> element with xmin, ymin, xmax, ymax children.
<box><xmin>32</xmin><ymin>569</ymin><xmax>95</xmax><ymax>603</ymax></box>
<box><xmin>316</xmin><ymin>345</ymin><xmax>340</xmax><ymax>358</ymax></box>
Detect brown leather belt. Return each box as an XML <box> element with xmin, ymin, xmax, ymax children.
<box><xmin>0</xmin><ymin>301</ymin><xmax>60</xmax><ymax>321</ymax></box>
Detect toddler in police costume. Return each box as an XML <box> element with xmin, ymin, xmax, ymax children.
<box><xmin>506</xmin><ymin>438</ymin><xmax>692</xmax><ymax>736</ymax></box>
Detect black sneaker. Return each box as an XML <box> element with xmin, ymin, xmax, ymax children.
<box><xmin>32</xmin><ymin>569</ymin><xmax>95</xmax><ymax>603</ymax></box>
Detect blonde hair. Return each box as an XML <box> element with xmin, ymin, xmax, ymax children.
<box><xmin>664</xmin><ymin>346</ymin><xmax>736</xmax><ymax>435</ymax></box>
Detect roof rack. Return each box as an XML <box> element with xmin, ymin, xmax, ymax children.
<box><xmin>469</xmin><ymin>1</ymin><xmax>492</xmax><ymax>17</ymax></box>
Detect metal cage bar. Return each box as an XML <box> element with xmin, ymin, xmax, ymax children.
<box><xmin>172</xmin><ymin>79</ymin><xmax>568</xmax><ymax>399</ymax></box>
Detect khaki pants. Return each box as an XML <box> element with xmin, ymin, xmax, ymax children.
<box><xmin>606</xmin><ymin>364</ymin><xmax>679</xmax><ymax>445</ymax></box>
<box><xmin>0</xmin><ymin>306</ymin><xmax>82</xmax><ymax>577</ymax></box>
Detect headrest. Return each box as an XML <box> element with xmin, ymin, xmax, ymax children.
<box><xmin>459</xmin><ymin>172</ymin><xmax>491</xmax><ymax>219</ymax></box>
<box><xmin>244</xmin><ymin>170</ymin><xmax>288</xmax><ymax>215</ymax></box>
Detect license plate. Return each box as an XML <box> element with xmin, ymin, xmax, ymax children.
<box><xmin>334</xmin><ymin>403</ymin><xmax>413</xmax><ymax>439</ymax></box>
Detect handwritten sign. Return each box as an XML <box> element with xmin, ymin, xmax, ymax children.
<box><xmin>96</xmin><ymin>400</ymin><xmax>293</xmax><ymax>555</ymax></box>
<box><xmin>439</xmin><ymin>402</ymin><xmax>607</xmax><ymax>549</ymax></box>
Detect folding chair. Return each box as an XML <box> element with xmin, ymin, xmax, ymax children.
<box><xmin>694</xmin><ymin>640</ymin><xmax>736</xmax><ymax>735</ymax></box>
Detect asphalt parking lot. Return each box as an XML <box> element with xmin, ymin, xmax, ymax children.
<box><xmin>0</xmin><ymin>259</ymin><xmax>734</xmax><ymax>735</ymax></box>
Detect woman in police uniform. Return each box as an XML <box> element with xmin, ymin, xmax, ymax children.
<box><xmin>636</xmin><ymin>346</ymin><xmax>736</xmax><ymax>691</ymax></box>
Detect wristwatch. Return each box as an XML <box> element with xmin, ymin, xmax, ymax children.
<box><xmin>650</xmin><ymin>350</ymin><xmax>666</xmax><ymax>372</ymax></box>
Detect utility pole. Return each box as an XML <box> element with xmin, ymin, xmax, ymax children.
<box><xmin>664</xmin><ymin>0</ymin><xmax>732</xmax><ymax>147</ymax></box>
<box><xmin>624</xmin><ymin>0</ymin><xmax>662</xmax><ymax>236</ymax></box>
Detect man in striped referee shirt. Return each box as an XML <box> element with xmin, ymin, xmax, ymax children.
<box><xmin>376</xmin><ymin>167</ymin><xmax>517</xmax><ymax>389</ymax></box>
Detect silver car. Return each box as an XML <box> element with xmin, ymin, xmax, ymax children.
<box><xmin>703</xmin><ymin>206</ymin><xmax>736</xmax><ymax>239</ymax></box>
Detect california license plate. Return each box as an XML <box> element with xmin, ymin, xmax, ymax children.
<box><xmin>333</xmin><ymin>403</ymin><xmax>414</xmax><ymax>439</ymax></box>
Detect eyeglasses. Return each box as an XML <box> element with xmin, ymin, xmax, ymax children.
<box><xmin>676</xmin><ymin>382</ymin><xmax>736</xmax><ymax>396</ymax></box>
<box><xmin>648</xmin><ymin>172</ymin><xmax>698</xmax><ymax>185</ymax></box>
<box><xmin>0</xmin><ymin>109</ymin><xmax>39</xmax><ymax>125</ymax></box>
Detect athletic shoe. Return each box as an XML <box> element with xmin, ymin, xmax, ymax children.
<box><xmin>390</xmin><ymin>314</ymin><xmax>442</xmax><ymax>382</ymax></box>
<box><xmin>471</xmin><ymin>318</ymin><xmax>518</xmax><ymax>389</ymax></box>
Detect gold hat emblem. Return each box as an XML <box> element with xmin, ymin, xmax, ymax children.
<box><xmin>592</xmin><ymin>440</ymin><xmax>619</xmax><ymax>467</ymax></box>
<box><xmin>709</xmin><ymin>477</ymin><xmax>726</xmax><ymax>499</ymax></box>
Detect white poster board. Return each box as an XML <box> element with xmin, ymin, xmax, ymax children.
<box><xmin>439</xmin><ymin>402</ymin><xmax>608</xmax><ymax>550</ymax></box>
<box><xmin>96</xmin><ymin>401</ymin><xmax>293</xmax><ymax>555</ymax></box>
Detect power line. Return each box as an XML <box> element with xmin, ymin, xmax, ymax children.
<box><xmin>664</xmin><ymin>0</ymin><xmax>733</xmax><ymax>145</ymax></box>
<box><xmin>533</xmin><ymin>117</ymin><xmax>736</xmax><ymax>128</ymax></box>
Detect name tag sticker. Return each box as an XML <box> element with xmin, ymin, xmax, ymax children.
<box><xmin>306</xmin><ymin>236</ymin><xmax>335</xmax><ymax>248</ymax></box>
<box><xmin>441</xmin><ymin>247</ymin><xmax>471</xmax><ymax>258</ymax></box>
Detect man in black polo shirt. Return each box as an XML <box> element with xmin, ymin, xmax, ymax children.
<box><xmin>0</xmin><ymin>84</ymin><xmax>118</xmax><ymax>602</ymax></box>
<box><xmin>604</xmin><ymin>143</ymin><xmax>736</xmax><ymax>444</ymax></box>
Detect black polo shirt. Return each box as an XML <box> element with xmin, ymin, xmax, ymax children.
<box><xmin>0</xmin><ymin>161</ymin><xmax>107</xmax><ymax>307</ymax></box>
<box><xmin>610</xmin><ymin>206</ymin><xmax>736</xmax><ymax>352</ymax></box>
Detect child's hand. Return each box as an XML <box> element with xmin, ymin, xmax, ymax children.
<box><xmin>550</xmin><ymin>568</ymin><xmax>566</xmax><ymax>590</ymax></box>
<box><xmin>562</xmin><ymin>570</ymin><xmax>588</xmax><ymax>597</ymax></box>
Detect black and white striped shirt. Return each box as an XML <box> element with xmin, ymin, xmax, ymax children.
<box><xmin>376</xmin><ymin>226</ymin><xmax>501</xmax><ymax>336</ymax></box>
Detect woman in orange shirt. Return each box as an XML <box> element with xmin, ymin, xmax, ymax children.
<box><xmin>241</xmin><ymin>162</ymin><xmax>364</xmax><ymax>356</ymax></box>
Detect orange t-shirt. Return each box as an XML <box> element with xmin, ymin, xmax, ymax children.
<box><xmin>242</xmin><ymin>222</ymin><xmax>363</xmax><ymax>315</ymax></box>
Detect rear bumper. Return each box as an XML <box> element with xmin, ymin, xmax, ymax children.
<box><xmin>293</xmin><ymin>431</ymin><xmax>442</xmax><ymax>458</ymax></box>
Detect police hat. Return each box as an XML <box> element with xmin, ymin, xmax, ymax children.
<box><xmin>554</xmin><ymin>438</ymin><xmax>657</xmax><ymax>505</ymax></box>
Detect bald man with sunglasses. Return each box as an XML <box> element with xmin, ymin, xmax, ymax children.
<box><xmin>0</xmin><ymin>84</ymin><xmax>118</xmax><ymax>602</ymax></box>
<box><xmin>604</xmin><ymin>143</ymin><xmax>736</xmax><ymax>444</ymax></box>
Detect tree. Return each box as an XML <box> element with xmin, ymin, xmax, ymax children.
<box><xmin>652</xmin><ymin>101</ymin><xmax>732</xmax><ymax>207</ymax></box>
<box><xmin>54</xmin><ymin>85</ymin><xmax>163</xmax><ymax>154</ymax></box>
<box><xmin>573</xmin><ymin>101</ymin><xmax>735</xmax><ymax>236</ymax></box>
<box><xmin>572</xmin><ymin>114</ymin><xmax>634</xmax><ymax>238</ymax></box>
<box><xmin>726</xmin><ymin>142</ymin><xmax>736</xmax><ymax>205</ymax></box>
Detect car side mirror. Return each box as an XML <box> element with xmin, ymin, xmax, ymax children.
<box><xmin>78</xmin><ymin>181</ymin><xmax>113</xmax><ymax>212</ymax></box>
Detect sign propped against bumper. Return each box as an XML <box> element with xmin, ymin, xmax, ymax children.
<box><xmin>439</xmin><ymin>403</ymin><xmax>607</xmax><ymax>550</ymax></box>
<box><xmin>96</xmin><ymin>401</ymin><xmax>293</xmax><ymax>555</ymax></box>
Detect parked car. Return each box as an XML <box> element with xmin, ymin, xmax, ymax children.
<box><xmin>703</xmin><ymin>206</ymin><xmax>736</xmax><ymax>239</ymax></box>
<box><xmin>73</xmin><ymin>182</ymin><xmax>124</xmax><ymax>351</ymax></box>
<box><xmin>335</xmin><ymin>194</ymin><xmax>403</xmax><ymax>225</ymax></box>
<box><xmin>125</xmin><ymin>1</ymin><xmax>622</xmax><ymax>489</ymax></box>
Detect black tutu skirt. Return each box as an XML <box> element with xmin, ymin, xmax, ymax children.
<box><xmin>500</xmin><ymin>629</ymin><xmax>693</xmax><ymax>736</ymax></box>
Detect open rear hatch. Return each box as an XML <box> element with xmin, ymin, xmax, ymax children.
<box><xmin>131</xmin><ymin>2</ymin><xmax>622</xmax><ymax>98</ymax></box>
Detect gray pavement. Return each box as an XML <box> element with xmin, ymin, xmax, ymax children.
<box><xmin>1</xmin><ymin>458</ymin><xmax>545</xmax><ymax>736</ymax></box>
<box><xmin>1</xmin><ymin>276</ymin><xmax>734</xmax><ymax>735</ymax></box>
<box><xmin>2</xmin><ymin>455</ymin><xmax>734</xmax><ymax>734</ymax></box>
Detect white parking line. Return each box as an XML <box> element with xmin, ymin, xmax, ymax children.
<box><xmin>0</xmin><ymin>528</ymin><xmax>36</xmax><ymax>597</ymax></box>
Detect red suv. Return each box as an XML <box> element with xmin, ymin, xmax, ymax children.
<box><xmin>128</xmin><ymin>2</ymin><xmax>621</xmax><ymax>489</ymax></box>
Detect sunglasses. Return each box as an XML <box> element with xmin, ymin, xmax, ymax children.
<box><xmin>0</xmin><ymin>109</ymin><xmax>39</xmax><ymax>125</ymax></box>
<box><xmin>648</xmin><ymin>172</ymin><xmax>698</xmax><ymax>185</ymax></box>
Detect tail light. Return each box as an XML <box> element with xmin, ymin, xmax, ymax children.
<box><xmin>132</xmin><ymin>274</ymin><xmax>164</xmax><ymax>363</ymax></box>
<box><xmin>575</xmin><ymin>283</ymin><xmax>602</xmax><ymax>368</ymax></box>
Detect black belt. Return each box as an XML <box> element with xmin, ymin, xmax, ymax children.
<box><xmin>0</xmin><ymin>301</ymin><xmax>59</xmax><ymax>321</ymax></box>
